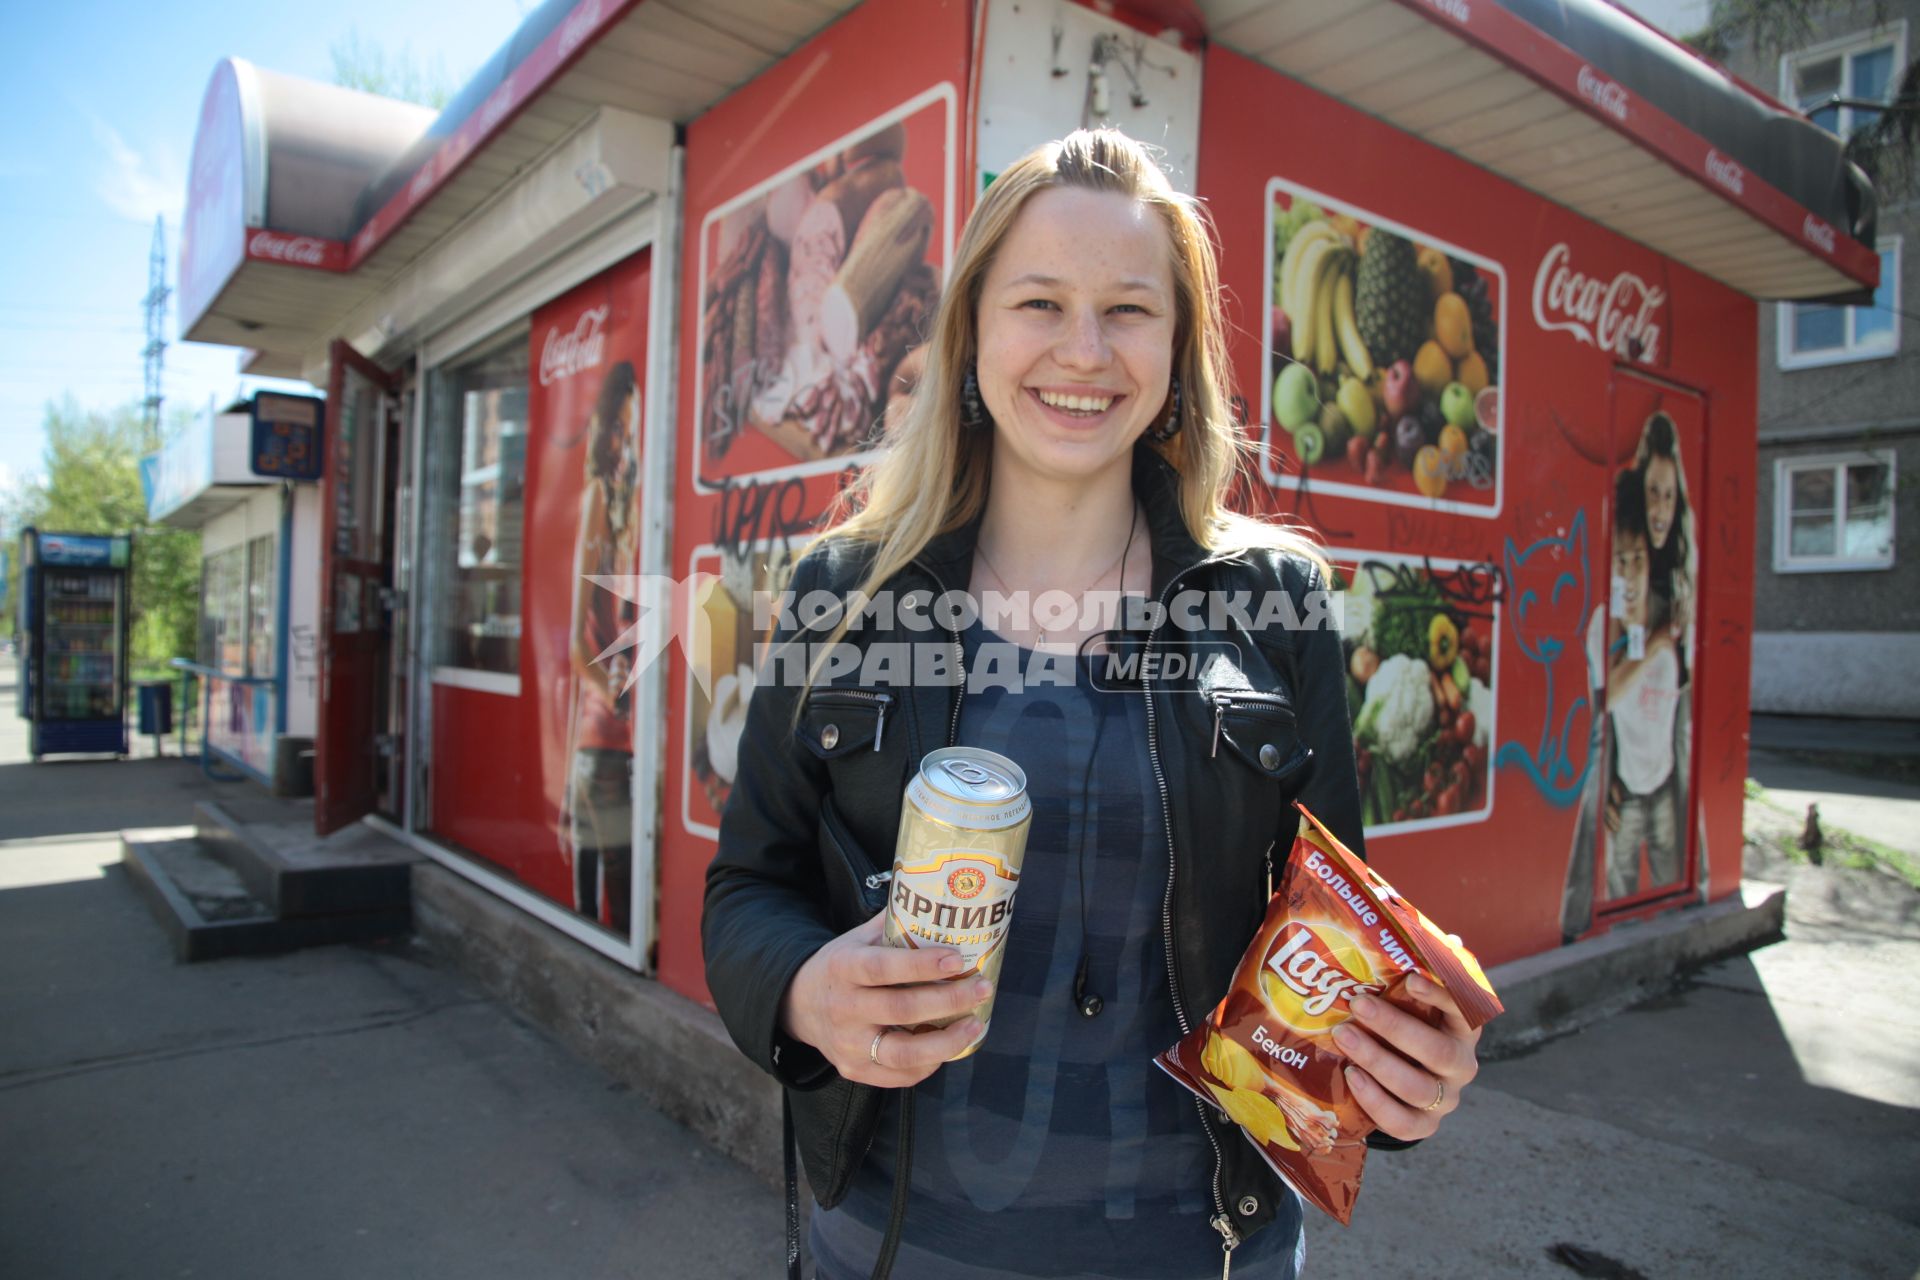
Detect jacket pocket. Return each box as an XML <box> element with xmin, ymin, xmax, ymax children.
<box><xmin>1207</xmin><ymin>689</ymin><xmax>1315</xmax><ymax>785</ymax></box>
<box><xmin>797</xmin><ymin>688</ymin><xmax>894</xmax><ymax>759</ymax></box>
<box><xmin>817</xmin><ymin>792</ymin><xmax>891</xmax><ymax>929</ymax></box>
<box><xmin>790</xmin><ymin>1077</ymin><xmax>883</xmax><ymax>1209</ymax></box>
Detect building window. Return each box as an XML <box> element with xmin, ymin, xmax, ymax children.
<box><xmin>201</xmin><ymin>545</ymin><xmax>246</xmax><ymax>673</ymax></box>
<box><xmin>247</xmin><ymin>535</ymin><xmax>277</xmax><ymax>678</ymax></box>
<box><xmin>1784</xmin><ymin>26</ymin><xmax>1903</xmax><ymax>139</ymax></box>
<box><xmin>433</xmin><ymin>332</ymin><xmax>529</xmax><ymax>678</ymax></box>
<box><xmin>199</xmin><ymin>533</ymin><xmax>278</xmax><ymax>676</ymax></box>
<box><xmin>1778</xmin><ymin>239</ymin><xmax>1901</xmax><ymax>369</ymax></box>
<box><xmin>1774</xmin><ymin>451</ymin><xmax>1897</xmax><ymax>573</ymax></box>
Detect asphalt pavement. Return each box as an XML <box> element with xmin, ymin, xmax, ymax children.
<box><xmin>2</xmin><ymin>677</ymin><xmax>1916</xmax><ymax>1279</ymax></box>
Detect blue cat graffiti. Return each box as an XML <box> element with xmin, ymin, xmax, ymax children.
<box><xmin>1495</xmin><ymin>510</ymin><xmax>1595</xmax><ymax>806</ymax></box>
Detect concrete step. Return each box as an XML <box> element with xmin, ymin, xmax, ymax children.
<box><xmin>121</xmin><ymin>829</ymin><xmax>412</xmax><ymax>963</ymax></box>
<box><xmin>193</xmin><ymin>799</ymin><xmax>417</xmax><ymax>919</ymax></box>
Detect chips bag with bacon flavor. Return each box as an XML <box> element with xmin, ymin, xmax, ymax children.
<box><xmin>1156</xmin><ymin>804</ymin><xmax>1503</xmax><ymax>1224</ymax></box>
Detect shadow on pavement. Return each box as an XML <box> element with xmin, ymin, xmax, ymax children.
<box><xmin>1747</xmin><ymin>747</ymin><xmax>1920</xmax><ymax>803</ymax></box>
<box><xmin>1482</xmin><ymin>952</ymin><xmax>1919</xmax><ymax>1229</ymax></box>
<box><xmin>0</xmin><ymin>755</ymin><xmax>221</xmax><ymax>841</ymax></box>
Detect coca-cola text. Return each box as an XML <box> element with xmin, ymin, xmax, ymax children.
<box><xmin>1531</xmin><ymin>242</ymin><xmax>1666</xmax><ymax>364</ymax></box>
<box><xmin>540</xmin><ymin>305</ymin><xmax>610</xmax><ymax>385</ymax></box>
<box><xmin>246</xmin><ymin>231</ymin><xmax>337</xmax><ymax>269</ymax></box>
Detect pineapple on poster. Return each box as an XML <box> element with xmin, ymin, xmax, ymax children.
<box><xmin>1264</xmin><ymin>179</ymin><xmax>1505</xmax><ymax>514</ymax></box>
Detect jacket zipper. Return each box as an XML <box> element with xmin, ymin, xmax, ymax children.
<box><xmin>916</xmin><ymin>551</ymin><xmax>1238</xmax><ymax>1265</ymax></box>
<box><xmin>907</xmin><ymin>557</ymin><xmax>969</xmax><ymax>748</ymax></box>
<box><xmin>809</xmin><ymin>687</ymin><xmax>894</xmax><ymax>752</ymax></box>
<box><xmin>1142</xmin><ymin>559</ymin><xmax>1238</xmax><ymax>1261</ymax></box>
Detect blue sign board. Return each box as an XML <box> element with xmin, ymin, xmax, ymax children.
<box><xmin>39</xmin><ymin>533</ymin><xmax>130</xmax><ymax>567</ymax></box>
<box><xmin>251</xmin><ymin>391</ymin><xmax>324</xmax><ymax>481</ymax></box>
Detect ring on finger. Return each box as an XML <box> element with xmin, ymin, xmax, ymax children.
<box><xmin>869</xmin><ymin>1029</ymin><xmax>889</xmax><ymax>1066</ymax></box>
<box><xmin>1424</xmin><ymin>1079</ymin><xmax>1446</xmax><ymax>1112</ymax></box>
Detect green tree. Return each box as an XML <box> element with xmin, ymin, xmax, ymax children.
<box><xmin>330</xmin><ymin>28</ymin><xmax>456</xmax><ymax>109</ymax></box>
<box><xmin>7</xmin><ymin>398</ymin><xmax>200</xmax><ymax>671</ymax></box>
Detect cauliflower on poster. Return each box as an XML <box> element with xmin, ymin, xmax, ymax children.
<box><xmin>1355</xmin><ymin>653</ymin><xmax>1435</xmax><ymax>766</ymax></box>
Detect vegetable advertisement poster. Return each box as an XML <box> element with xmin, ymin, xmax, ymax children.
<box><xmin>1336</xmin><ymin>550</ymin><xmax>1499</xmax><ymax>833</ymax></box>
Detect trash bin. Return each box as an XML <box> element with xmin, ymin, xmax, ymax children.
<box><xmin>136</xmin><ymin>679</ymin><xmax>173</xmax><ymax>736</ymax></box>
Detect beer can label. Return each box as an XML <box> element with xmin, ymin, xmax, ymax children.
<box><xmin>885</xmin><ymin>748</ymin><xmax>1032</xmax><ymax>1055</ymax></box>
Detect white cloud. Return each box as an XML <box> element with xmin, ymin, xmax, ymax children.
<box><xmin>88</xmin><ymin>115</ymin><xmax>182</xmax><ymax>225</ymax></box>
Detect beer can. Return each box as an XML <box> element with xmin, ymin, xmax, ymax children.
<box><xmin>884</xmin><ymin>747</ymin><xmax>1032</xmax><ymax>1058</ymax></box>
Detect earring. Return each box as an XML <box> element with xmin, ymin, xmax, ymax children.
<box><xmin>1147</xmin><ymin>375</ymin><xmax>1183</xmax><ymax>442</ymax></box>
<box><xmin>961</xmin><ymin>366</ymin><xmax>990</xmax><ymax>432</ymax></box>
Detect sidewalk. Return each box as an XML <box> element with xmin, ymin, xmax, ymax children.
<box><xmin>3</xmin><ymin>679</ymin><xmax>1917</xmax><ymax>1278</ymax></box>
<box><xmin>0</xmin><ymin>679</ymin><xmax>784</xmax><ymax>1279</ymax></box>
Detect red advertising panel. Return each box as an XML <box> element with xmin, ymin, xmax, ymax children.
<box><xmin>1200</xmin><ymin>47</ymin><xmax>1753</xmax><ymax>966</ymax></box>
<box><xmin>657</xmin><ymin>0</ymin><xmax>969</xmax><ymax>1001</ymax></box>
<box><xmin>430</xmin><ymin>249</ymin><xmax>651</xmax><ymax>939</ymax></box>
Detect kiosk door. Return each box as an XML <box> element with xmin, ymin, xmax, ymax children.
<box><xmin>317</xmin><ymin>341</ymin><xmax>401</xmax><ymax>835</ymax></box>
<box><xmin>1591</xmin><ymin>370</ymin><xmax>1706</xmax><ymax>923</ymax></box>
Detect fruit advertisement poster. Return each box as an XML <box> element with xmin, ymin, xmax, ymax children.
<box><xmin>1336</xmin><ymin>551</ymin><xmax>1499</xmax><ymax>834</ymax></box>
<box><xmin>691</xmin><ymin>87</ymin><xmax>954</xmax><ymax>492</ymax></box>
<box><xmin>1263</xmin><ymin>178</ymin><xmax>1505</xmax><ymax>517</ymax></box>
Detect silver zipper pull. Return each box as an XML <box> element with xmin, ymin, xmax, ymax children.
<box><xmin>1211</xmin><ymin>1214</ymin><xmax>1237</xmax><ymax>1279</ymax></box>
<box><xmin>1264</xmin><ymin>840</ymin><xmax>1276</xmax><ymax>900</ymax></box>
<box><xmin>873</xmin><ymin>702</ymin><xmax>886</xmax><ymax>752</ymax></box>
<box><xmin>1210</xmin><ymin>698</ymin><xmax>1224</xmax><ymax>758</ymax></box>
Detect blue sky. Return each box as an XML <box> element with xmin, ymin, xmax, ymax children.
<box><xmin>0</xmin><ymin>0</ymin><xmax>530</xmax><ymax>500</ymax></box>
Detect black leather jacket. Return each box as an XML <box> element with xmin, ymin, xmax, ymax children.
<box><xmin>703</xmin><ymin>446</ymin><xmax>1366</xmax><ymax>1256</ymax></box>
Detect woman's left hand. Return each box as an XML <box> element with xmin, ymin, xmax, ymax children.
<box><xmin>1330</xmin><ymin>972</ymin><xmax>1481</xmax><ymax>1141</ymax></box>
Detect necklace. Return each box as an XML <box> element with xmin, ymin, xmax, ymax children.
<box><xmin>973</xmin><ymin>504</ymin><xmax>1143</xmax><ymax>648</ymax></box>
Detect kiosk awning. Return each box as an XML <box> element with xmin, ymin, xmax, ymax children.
<box><xmin>180</xmin><ymin>0</ymin><xmax>859</xmax><ymax>364</ymax></box>
<box><xmin>1201</xmin><ymin>0</ymin><xmax>1879</xmax><ymax>302</ymax></box>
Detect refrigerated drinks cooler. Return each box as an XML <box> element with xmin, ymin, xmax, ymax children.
<box><xmin>18</xmin><ymin>529</ymin><xmax>132</xmax><ymax>760</ymax></box>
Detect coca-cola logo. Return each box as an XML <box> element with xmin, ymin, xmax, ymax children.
<box><xmin>558</xmin><ymin>0</ymin><xmax>603</xmax><ymax>56</ymax></box>
<box><xmin>478</xmin><ymin>77</ymin><xmax>516</xmax><ymax>133</ymax></box>
<box><xmin>1803</xmin><ymin>215</ymin><xmax>1837</xmax><ymax>254</ymax></box>
<box><xmin>247</xmin><ymin>231</ymin><xmax>331</xmax><ymax>267</ymax></box>
<box><xmin>1532</xmin><ymin>242</ymin><xmax>1666</xmax><ymax>364</ymax></box>
<box><xmin>540</xmin><ymin>305</ymin><xmax>610</xmax><ymax>385</ymax></box>
<box><xmin>1577</xmin><ymin>65</ymin><xmax>1629</xmax><ymax>122</ymax></box>
<box><xmin>408</xmin><ymin>161</ymin><xmax>437</xmax><ymax>203</ymax></box>
<box><xmin>1705</xmin><ymin>150</ymin><xmax>1745</xmax><ymax>196</ymax></box>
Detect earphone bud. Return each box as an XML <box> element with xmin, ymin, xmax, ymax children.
<box><xmin>1073</xmin><ymin>953</ymin><xmax>1103</xmax><ymax>1018</ymax></box>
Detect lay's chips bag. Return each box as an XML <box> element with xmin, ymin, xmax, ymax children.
<box><xmin>1156</xmin><ymin>804</ymin><xmax>1503</xmax><ymax>1224</ymax></box>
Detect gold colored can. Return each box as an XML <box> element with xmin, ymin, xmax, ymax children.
<box><xmin>883</xmin><ymin>747</ymin><xmax>1032</xmax><ymax>1058</ymax></box>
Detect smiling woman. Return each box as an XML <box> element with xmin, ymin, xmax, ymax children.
<box><xmin>704</xmin><ymin>130</ymin><xmax>1483</xmax><ymax>1280</ymax></box>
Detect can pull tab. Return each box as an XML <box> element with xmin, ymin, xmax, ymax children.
<box><xmin>941</xmin><ymin>759</ymin><xmax>993</xmax><ymax>787</ymax></box>
<box><xmin>865</xmin><ymin>870</ymin><xmax>893</xmax><ymax>891</ymax></box>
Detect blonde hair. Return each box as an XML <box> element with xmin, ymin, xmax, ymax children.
<box><xmin>798</xmin><ymin>129</ymin><xmax>1325</xmax><ymax>665</ymax></box>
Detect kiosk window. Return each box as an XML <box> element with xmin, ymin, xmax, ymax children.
<box><xmin>434</xmin><ymin>335</ymin><xmax>528</xmax><ymax>676</ymax></box>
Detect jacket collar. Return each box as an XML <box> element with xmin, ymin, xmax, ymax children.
<box><xmin>911</xmin><ymin>445</ymin><xmax>1219</xmax><ymax>599</ymax></box>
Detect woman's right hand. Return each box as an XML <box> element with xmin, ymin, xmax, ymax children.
<box><xmin>779</xmin><ymin>914</ymin><xmax>990</xmax><ymax>1087</ymax></box>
